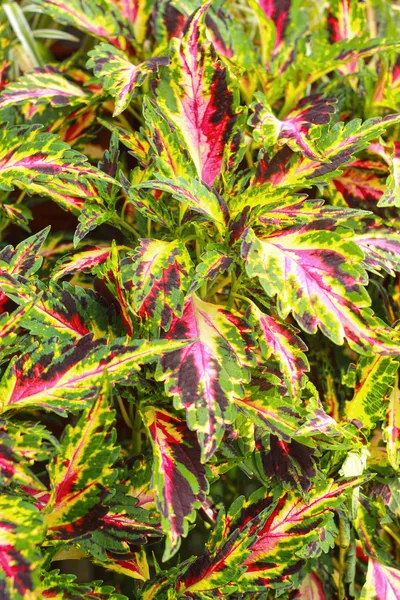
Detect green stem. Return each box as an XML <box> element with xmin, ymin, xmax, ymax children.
<box><xmin>112</xmin><ymin>216</ymin><xmax>139</xmax><ymax>242</ymax></box>
<box><xmin>207</xmin><ymin>274</ymin><xmax>232</xmax><ymax>298</ymax></box>
<box><xmin>117</xmin><ymin>396</ymin><xmax>133</xmax><ymax>429</ymax></box>
<box><xmin>132</xmin><ymin>407</ymin><xmax>142</xmax><ymax>454</ymax></box>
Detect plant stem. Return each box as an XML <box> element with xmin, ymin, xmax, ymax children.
<box><xmin>117</xmin><ymin>395</ymin><xmax>133</xmax><ymax>429</ymax></box>
<box><xmin>207</xmin><ymin>274</ymin><xmax>232</xmax><ymax>298</ymax></box>
<box><xmin>132</xmin><ymin>407</ymin><xmax>142</xmax><ymax>454</ymax></box>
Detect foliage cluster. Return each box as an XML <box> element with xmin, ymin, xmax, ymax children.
<box><xmin>0</xmin><ymin>0</ymin><xmax>400</xmax><ymax>598</ymax></box>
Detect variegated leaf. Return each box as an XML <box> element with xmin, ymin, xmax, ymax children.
<box><xmin>41</xmin><ymin>570</ymin><xmax>128</xmax><ymax>599</ymax></box>
<box><xmin>155</xmin><ymin>3</ymin><xmax>238</xmax><ymax>185</ymax></box>
<box><xmin>378</xmin><ymin>142</ymin><xmax>400</xmax><ymax>207</ymax></box>
<box><xmin>0</xmin><ymin>124</ymin><xmax>117</xmax><ymax>213</ymax></box>
<box><xmin>253</xmin><ymin>114</ymin><xmax>400</xmax><ymax>188</ymax></box>
<box><xmin>383</xmin><ymin>376</ymin><xmax>400</xmax><ymax>470</ymax></box>
<box><xmin>360</xmin><ymin>560</ymin><xmax>400</xmax><ymax>600</ymax></box>
<box><xmin>135</xmin><ymin>177</ymin><xmax>228</xmax><ymax>234</ymax></box>
<box><xmin>189</xmin><ymin>248</ymin><xmax>233</xmax><ymax>294</ymax></box>
<box><xmin>236</xmin><ymin>390</ymin><xmax>302</xmax><ymax>441</ymax></box>
<box><xmin>237</xmin><ymin>478</ymin><xmax>365</xmax><ymax>589</ymax></box>
<box><xmin>87</xmin><ymin>44</ymin><xmax>168</xmax><ymax>116</ymax></box>
<box><xmin>0</xmin><ymin>495</ymin><xmax>44</xmax><ymax>600</ymax></box>
<box><xmin>143</xmin><ymin>407</ymin><xmax>208</xmax><ymax>559</ymax></box>
<box><xmin>0</xmin><ymin>66</ymin><xmax>88</xmax><ymax>110</ymax></box>
<box><xmin>294</xmin><ymin>571</ymin><xmax>327</xmax><ymax>599</ymax></box>
<box><xmin>31</xmin><ymin>0</ymin><xmax>131</xmax><ymax>50</ymax></box>
<box><xmin>250</xmin><ymin>93</ymin><xmax>336</xmax><ymax>159</ymax></box>
<box><xmin>0</xmin><ymin>335</ymin><xmax>190</xmax><ymax>414</ymax></box>
<box><xmin>51</xmin><ymin>247</ymin><xmax>112</xmax><ymax>281</ymax></box>
<box><xmin>247</xmin><ymin>301</ymin><xmax>309</xmax><ymax>398</ymax></box>
<box><xmin>45</xmin><ymin>375</ymin><xmax>118</xmax><ymax>536</ymax></box>
<box><xmin>344</xmin><ymin>355</ymin><xmax>399</xmax><ymax>430</ymax></box>
<box><xmin>257</xmin><ymin>433</ymin><xmax>317</xmax><ymax>494</ymax></box>
<box><xmin>143</xmin><ymin>98</ymin><xmax>197</xmax><ymax>180</ymax></box>
<box><xmin>0</xmin><ymin>420</ymin><xmax>45</xmax><ymax>489</ymax></box>
<box><xmin>242</xmin><ymin>225</ymin><xmax>400</xmax><ymax>354</ymax></box>
<box><xmin>156</xmin><ymin>294</ymin><xmax>255</xmax><ymax>461</ymax></box>
<box><xmin>121</xmin><ymin>239</ymin><xmax>193</xmax><ymax>332</ymax></box>
<box><xmin>353</xmin><ymin>228</ymin><xmax>400</xmax><ymax>276</ymax></box>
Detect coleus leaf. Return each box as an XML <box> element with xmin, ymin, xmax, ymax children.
<box><xmin>327</xmin><ymin>0</ymin><xmax>366</xmax><ymax>74</ymax></box>
<box><xmin>31</xmin><ymin>0</ymin><xmax>132</xmax><ymax>50</ymax></box>
<box><xmin>242</xmin><ymin>224</ymin><xmax>400</xmax><ymax>354</ymax></box>
<box><xmin>120</xmin><ymin>171</ymin><xmax>173</xmax><ymax>229</ymax></box>
<box><xmin>0</xmin><ymin>302</ymin><xmax>34</xmax><ymax>361</ymax></box>
<box><xmin>156</xmin><ymin>294</ymin><xmax>255</xmax><ymax>461</ymax></box>
<box><xmin>155</xmin><ymin>3</ymin><xmax>238</xmax><ymax>186</ymax></box>
<box><xmin>41</xmin><ymin>570</ymin><xmax>128</xmax><ymax>599</ymax></box>
<box><xmin>354</xmin><ymin>494</ymin><xmax>392</xmax><ymax>563</ymax></box>
<box><xmin>87</xmin><ymin>44</ymin><xmax>168</xmax><ymax>116</ymax></box>
<box><xmin>0</xmin><ymin>495</ymin><xmax>44</xmax><ymax>600</ymax></box>
<box><xmin>45</xmin><ymin>375</ymin><xmax>119</xmax><ymax>537</ymax></box>
<box><xmin>258</xmin><ymin>0</ymin><xmax>291</xmax><ymax>53</ymax></box>
<box><xmin>237</xmin><ymin>478</ymin><xmax>365</xmax><ymax>590</ymax></box>
<box><xmin>93</xmin><ymin>241</ymin><xmax>134</xmax><ymax>336</ymax></box>
<box><xmin>89</xmin><ymin>548</ymin><xmax>150</xmax><ymax>582</ymax></box>
<box><xmin>143</xmin><ymin>407</ymin><xmax>208</xmax><ymax>560</ymax></box>
<box><xmin>51</xmin><ymin>246</ymin><xmax>112</xmax><ymax>281</ymax></box>
<box><xmin>188</xmin><ymin>248</ymin><xmax>233</xmax><ymax>294</ymax></box>
<box><xmin>177</xmin><ymin>477</ymin><xmax>363</xmax><ymax>595</ymax></box>
<box><xmin>236</xmin><ymin>389</ymin><xmax>302</xmax><ymax>441</ymax></box>
<box><xmin>294</xmin><ymin>570</ymin><xmax>327</xmax><ymax>599</ymax></box>
<box><xmin>352</xmin><ymin>228</ymin><xmax>400</xmax><ymax>276</ymax></box>
<box><xmin>250</xmin><ymin>93</ymin><xmax>336</xmax><ymax>160</ymax></box>
<box><xmin>0</xmin><ymin>334</ymin><xmax>190</xmax><ymax>414</ymax></box>
<box><xmin>0</xmin><ymin>419</ymin><xmax>46</xmax><ymax>489</ymax></box>
<box><xmin>377</xmin><ymin>142</ymin><xmax>400</xmax><ymax>207</ymax></box>
<box><xmin>0</xmin><ymin>66</ymin><xmax>88</xmax><ymax>110</ymax></box>
<box><xmin>344</xmin><ymin>355</ymin><xmax>399</xmax><ymax>429</ymax></box>
<box><xmin>0</xmin><ymin>124</ymin><xmax>117</xmax><ymax>213</ymax></box>
<box><xmin>331</xmin><ymin>163</ymin><xmax>387</xmax><ymax>206</ymax></box>
<box><xmin>0</xmin><ymin>274</ymin><xmax>100</xmax><ymax>342</ymax></box>
<box><xmin>135</xmin><ymin>177</ymin><xmax>228</xmax><ymax>235</ymax></box>
<box><xmin>0</xmin><ymin>226</ymin><xmax>49</xmax><ymax>278</ymax></box>
<box><xmin>383</xmin><ymin>376</ymin><xmax>400</xmax><ymax>470</ymax></box>
<box><xmin>121</xmin><ymin>238</ymin><xmax>193</xmax><ymax>332</ymax></box>
<box><xmin>360</xmin><ymin>559</ymin><xmax>400</xmax><ymax>600</ymax></box>
<box><xmin>142</xmin><ymin>97</ymin><xmax>197</xmax><ymax>180</ymax></box>
<box><xmin>257</xmin><ymin>433</ymin><xmax>317</xmax><ymax>494</ymax></box>
<box><xmin>247</xmin><ymin>301</ymin><xmax>309</xmax><ymax>398</ymax></box>
<box><xmin>253</xmin><ymin>114</ymin><xmax>400</xmax><ymax>188</ymax></box>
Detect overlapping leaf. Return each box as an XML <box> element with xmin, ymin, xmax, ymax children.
<box><xmin>157</xmin><ymin>294</ymin><xmax>255</xmax><ymax>461</ymax></box>
<box><xmin>0</xmin><ymin>334</ymin><xmax>190</xmax><ymax>414</ymax></box>
<box><xmin>360</xmin><ymin>560</ymin><xmax>400</xmax><ymax>599</ymax></box>
<box><xmin>247</xmin><ymin>301</ymin><xmax>309</xmax><ymax>398</ymax></box>
<box><xmin>45</xmin><ymin>376</ymin><xmax>118</xmax><ymax>536</ymax></box>
<box><xmin>0</xmin><ymin>67</ymin><xmax>88</xmax><ymax>110</ymax></box>
<box><xmin>143</xmin><ymin>407</ymin><xmax>208</xmax><ymax>559</ymax></box>
<box><xmin>87</xmin><ymin>44</ymin><xmax>168</xmax><ymax>116</ymax></box>
<box><xmin>250</xmin><ymin>93</ymin><xmax>336</xmax><ymax>159</ymax></box>
<box><xmin>31</xmin><ymin>0</ymin><xmax>131</xmax><ymax>50</ymax></box>
<box><xmin>0</xmin><ymin>495</ymin><xmax>44</xmax><ymax>600</ymax></box>
<box><xmin>294</xmin><ymin>571</ymin><xmax>327</xmax><ymax>599</ymax></box>
<box><xmin>0</xmin><ymin>124</ymin><xmax>117</xmax><ymax>212</ymax></box>
<box><xmin>383</xmin><ymin>377</ymin><xmax>400</xmax><ymax>470</ymax></box>
<box><xmin>253</xmin><ymin>115</ymin><xmax>400</xmax><ymax>188</ymax></box>
<box><xmin>122</xmin><ymin>239</ymin><xmax>193</xmax><ymax>332</ymax></box>
<box><xmin>155</xmin><ymin>3</ymin><xmax>238</xmax><ymax>185</ymax></box>
<box><xmin>344</xmin><ymin>355</ymin><xmax>399</xmax><ymax>429</ymax></box>
<box><xmin>242</xmin><ymin>224</ymin><xmax>400</xmax><ymax>353</ymax></box>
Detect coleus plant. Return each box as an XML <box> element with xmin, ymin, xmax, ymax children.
<box><xmin>0</xmin><ymin>0</ymin><xmax>400</xmax><ymax>598</ymax></box>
